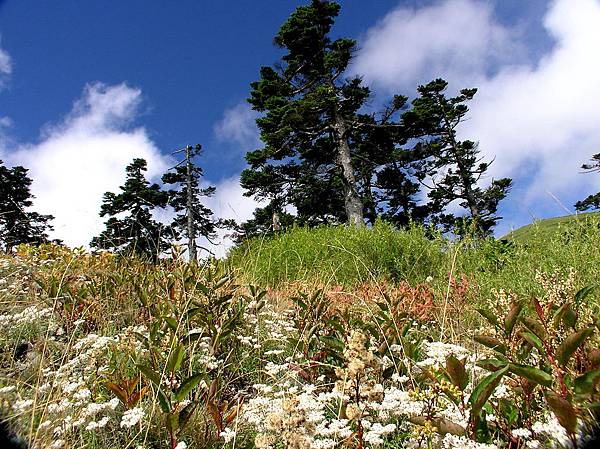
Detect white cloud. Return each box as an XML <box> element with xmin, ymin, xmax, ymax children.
<box><xmin>5</xmin><ymin>83</ymin><xmax>172</xmax><ymax>248</ymax></box>
<box><xmin>213</xmin><ymin>102</ymin><xmax>260</xmax><ymax>149</ymax></box>
<box><xmin>352</xmin><ymin>0</ymin><xmax>523</xmax><ymax>92</ymax></box>
<box><xmin>199</xmin><ymin>176</ymin><xmax>261</xmax><ymax>258</ymax></box>
<box><xmin>355</xmin><ymin>0</ymin><xmax>600</xmax><ymax>217</ymax></box>
<box><xmin>462</xmin><ymin>0</ymin><xmax>600</xmax><ymax>209</ymax></box>
<box><xmin>0</xmin><ymin>36</ymin><xmax>13</xmax><ymax>90</ymax></box>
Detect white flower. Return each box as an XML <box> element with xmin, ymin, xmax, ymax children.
<box><xmin>174</xmin><ymin>442</ymin><xmax>187</xmax><ymax>449</ymax></box>
<box><xmin>511</xmin><ymin>428</ymin><xmax>532</xmax><ymax>439</ymax></box>
<box><xmin>120</xmin><ymin>407</ymin><xmax>144</xmax><ymax>428</ymax></box>
<box><xmin>221</xmin><ymin>427</ymin><xmax>236</xmax><ymax>443</ymax></box>
<box><xmin>86</xmin><ymin>416</ymin><xmax>110</xmax><ymax>431</ymax></box>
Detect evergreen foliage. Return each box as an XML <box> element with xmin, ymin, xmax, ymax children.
<box><xmin>91</xmin><ymin>158</ymin><xmax>170</xmax><ymax>259</ymax></box>
<box><xmin>239</xmin><ymin>2</ymin><xmax>510</xmax><ymax>240</ymax></box>
<box><xmin>0</xmin><ymin>160</ymin><xmax>55</xmax><ymax>251</ymax></box>
<box><xmin>241</xmin><ymin>0</ymin><xmax>408</xmax><ymax>230</ymax></box>
<box><xmin>403</xmin><ymin>79</ymin><xmax>512</xmax><ymax>235</ymax></box>
<box><xmin>575</xmin><ymin>153</ymin><xmax>600</xmax><ymax>211</ymax></box>
<box><xmin>162</xmin><ymin>144</ymin><xmax>223</xmax><ymax>260</ymax></box>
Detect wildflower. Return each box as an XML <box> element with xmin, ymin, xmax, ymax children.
<box><xmin>120</xmin><ymin>407</ymin><xmax>144</xmax><ymax>428</ymax></box>
<box><xmin>511</xmin><ymin>428</ymin><xmax>532</xmax><ymax>439</ymax></box>
<box><xmin>221</xmin><ymin>427</ymin><xmax>236</xmax><ymax>443</ymax></box>
<box><xmin>86</xmin><ymin>416</ymin><xmax>110</xmax><ymax>431</ymax></box>
<box><xmin>174</xmin><ymin>442</ymin><xmax>187</xmax><ymax>449</ymax></box>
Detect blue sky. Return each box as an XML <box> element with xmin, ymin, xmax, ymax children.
<box><xmin>1</xmin><ymin>0</ymin><xmax>599</xmax><ymax>252</ymax></box>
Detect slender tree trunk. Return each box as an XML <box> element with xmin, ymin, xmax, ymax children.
<box><xmin>185</xmin><ymin>145</ymin><xmax>197</xmax><ymax>262</ymax></box>
<box><xmin>333</xmin><ymin>114</ymin><xmax>364</xmax><ymax>227</ymax></box>
<box><xmin>438</xmin><ymin>105</ymin><xmax>480</xmax><ymax>220</ymax></box>
<box><xmin>272</xmin><ymin>211</ymin><xmax>281</xmax><ymax>231</ymax></box>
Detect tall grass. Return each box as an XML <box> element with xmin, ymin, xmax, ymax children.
<box><xmin>228</xmin><ymin>218</ymin><xmax>600</xmax><ymax>300</ymax></box>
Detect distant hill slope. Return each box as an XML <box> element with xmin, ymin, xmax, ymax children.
<box><xmin>502</xmin><ymin>211</ymin><xmax>600</xmax><ymax>243</ymax></box>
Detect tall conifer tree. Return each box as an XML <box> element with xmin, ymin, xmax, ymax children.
<box><xmin>241</xmin><ymin>0</ymin><xmax>407</xmax><ymax>228</ymax></box>
<box><xmin>403</xmin><ymin>79</ymin><xmax>512</xmax><ymax>235</ymax></box>
<box><xmin>162</xmin><ymin>144</ymin><xmax>221</xmax><ymax>261</ymax></box>
<box><xmin>0</xmin><ymin>160</ymin><xmax>55</xmax><ymax>251</ymax></box>
<box><xmin>91</xmin><ymin>158</ymin><xmax>169</xmax><ymax>259</ymax></box>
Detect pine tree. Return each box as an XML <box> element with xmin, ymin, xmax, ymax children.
<box><xmin>91</xmin><ymin>158</ymin><xmax>169</xmax><ymax>259</ymax></box>
<box><xmin>0</xmin><ymin>160</ymin><xmax>55</xmax><ymax>251</ymax></box>
<box><xmin>162</xmin><ymin>144</ymin><xmax>222</xmax><ymax>261</ymax></box>
<box><xmin>575</xmin><ymin>153</ymin><xmax>600</xmax><ymax>211</ymax></box>
<box><xmin>403</xmin><ymin>79</ymin><xmax>512</xmax><ymax>235</ymax></box>
<box><xmin>242</xmin><ymin>0</ymin><xmax>407</xmax><ymax>228</ymax></box>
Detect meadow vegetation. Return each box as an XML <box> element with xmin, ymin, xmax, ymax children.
<box><xmin>0</xmin><ymin>217</ymin><xmax>599</xmax><ymax>449</ymax></box>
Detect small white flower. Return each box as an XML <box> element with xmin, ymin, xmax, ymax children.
<box><xmin>511</xmin><ymin>428</ymin><xmax>532</xmax><ymax>439</ymax></box>
<box><xmin>174</xmin><ymin>442</ymin><xmax>187</xmax><ymax>449</ymax></box>
<box><xmin>120</xmin><ymin>407</ymin><xmax>144</xmax><ymax>428</ymax></box>
<box><xmin>221</xmin><ymin>427</ymin><xmax>236</xmax><ymax>443</ymax></box>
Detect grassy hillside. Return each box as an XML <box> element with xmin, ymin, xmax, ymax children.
<box><xmin>228</xmin><ymin>219</ymin><xmax>600</xmax><ymax>300</ymax></box>
<box><xmin>1</xmin><ymin>220</ymin><xmax>600</xmax><ymax>448</ymax></box>
<box><xmin>502</xmin><ymin>211</ymin><xmax>600</xmax><ymax>243</ymax></box>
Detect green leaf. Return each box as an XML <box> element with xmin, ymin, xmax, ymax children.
<box><xmin>574</xmin><ymin>368</ymin><xmax>600</xmax><ymax>395</ymax></box>
<box><xmin>469</xmin><ymin>365</ymin><xmax>508</xmax><ymax>420</ymax></box>
<box><xmin>164</xmin><ymin>316</ymin><xmax>179</xmax><ymax>333</ymax></box>
<box><xmin>185</xmin><ymin>307</ymin><xmax>203</xmax><ymax>321</ymax></box>
<box><xmin>562</xmin><ymin>304</ymin><xmax>578</xmax><ymax>329</ymax></box>
<box><xmin>321</xmin><ymin>335</ymin><xmax>344</xmax><ymax>353</ymax></box>
<box><xmin>476</xmin><ymin>359</ymin><xmax>508</xmax><ymax>372</ymax></box>
<box><xmin>165</xmin><ymin>411</ymin><xmax>179</xmax><ymax>433</ymax></box>
<box><xmin>556</xmin><ymin>328</ymin><xmax>594</xmax><ymax>366</ymax></box>
<box><xmin>137</xmin><ymin>364</ymin><xmax>163</xmax><ymax>389</ymax></box>
<box><xmin>545</xmin><ymin>392</ymin><xmax>577</xmax><ymax>435</ymax></box>
<box><xmin>504</xmin><ymin>302</ymin><xmax>523</xmax><ymax>338</ymax></box>
<box><xmin>575</xmin><ymin>285</ymin><xmax>596</xmax><ymax>308</ymax></box>
<box><xmin>178</xmin><ymin>401</ymin><xmax>198</xmax><ymax>431</ymax></box>
<box><xmin>476</xmin><ymin>308</ymin><xmax>499</xmax><ymax>327</ymax></box>
<box><xmin>174</xmin><ymin>373</ymin><xmax>204</xmax><ymax>402</ymax></box>
<box><xmin>167</xmin><ymin>343</ymin><xmax>185</xmax><ymax>374</ymax></box>
<box><xmin>474</xmin><ymin>335</ymin><xmax>506</xmax><ymax>354</ymax></box>
<box><xmin>446</xmin><ymin>355</ymin><xmax>469</xmax><ymax>391</ymax></box>
<box><xmin>157</xmin><ymin>388</ymin><xmax>171</xmax><ymax>414</ymax></box>
<box><xmin>520</xmin><ymin>331</ymin><xmax>544</xmax><ymax>352</ymax></box>
<box><xmin>509</xmin><ymin>363</ymin><xmax>553</xmax><ymax>387</ymax></box>
<box><xmin>522</xmin><ymin>316</ymin><xmax>547</xmax><ymax>340</ymax></box>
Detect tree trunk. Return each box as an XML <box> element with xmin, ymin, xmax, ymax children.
<box><xmin>272</xmin><ymin>210</ymin><xmax>281</xmax><ymax>231</ymax></box>
<box><xmin>333</xmin><ymin>114</ymin><xmax>364</xmax><ymax>227</ymax></box>
<box><xmin>185</xmin><ymin>146</ymin><xmax>197</xmax><ymax>262</ymax></box>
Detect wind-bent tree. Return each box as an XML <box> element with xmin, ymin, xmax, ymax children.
<box><xmin>91</xmin><ymin>158</ymin><xmax>169</xmax><ymax>259</ymax></box>
<box><xmin>162</xmin><ymin>144</ymin><xmax>222</xmax><ymax>261</ymax></box>
<box><xmin>241</xmin><ymin>0</ymin><xmax>407</xmax><ymax>228</ymax></box>
<box><xmin>0</xmin><ymin>160</ymin><xmax>55</xmax><ymax>251</ymax></box>
<box><xmin>575</xmin><ymin>153</ymin><xmax>600</xmax><ymax>211</ymax></box>
<box><xmin>404</xmin><ymin>79</ymin><xmax>512</xmax><ymax>235</ymax></box>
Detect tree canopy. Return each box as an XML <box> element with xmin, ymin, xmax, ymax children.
<box><xmin>91</xmin><ymin>158</ymin><xmax>170</xmax><ymax>259</ymax></box>
<box><xmin>162</xmin><ymin>144</ymin><xmax>225</xmax><ymax>261</ymax></box>
<box><xmin>240</xmin><ymin>1</ymin><xmax>510</xmax><ymax>239</ymax></box>
<box><xmin>241</xmin><ymin>0</ymin><xmax>408</xmax><ymax>229</ymax></box>
<box><xmin>0</xmin><ymin>160</ymin><xmax>55</xmax><ymax>251</ymax></box>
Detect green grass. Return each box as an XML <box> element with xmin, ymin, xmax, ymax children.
<box><xmin>502</xmin><ymin>211</ymin><xmax>600</xmax><ymax>243</ymax></box>
<box><xmin>228</xmin><ymin>217</ymin><xmax>600</xmax><ymax>301</ymax></box>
